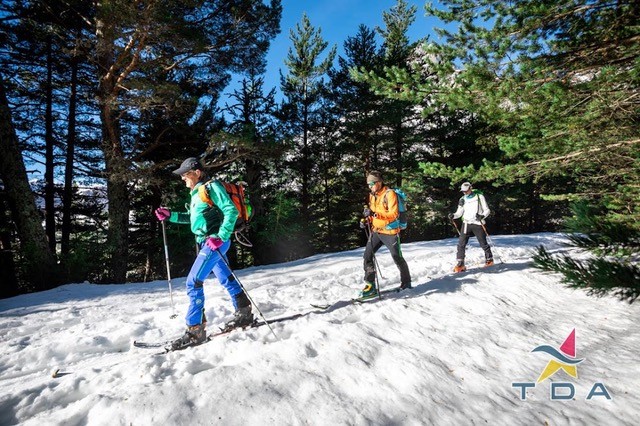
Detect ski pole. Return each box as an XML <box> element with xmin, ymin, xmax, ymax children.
<box><xmin>450</xmin><ymin>216</ymin><xmax>461</xmax><ymax>236</ymax></box>
<box><xmin>161</xmin><ymin>221</ymin><xmax>178</xmax><ymax>319</ymax></box>
<box><xmin>372</xmin><ymin>247</ymin><xmax>382</xmax><ymax>300</ymax></box>
<box><xmin>481</xmin><ymin>224</ymin><xmax>503</xmax><ymax>264</ymax></box>
<box><xmin>216</xmin><ymin>248</ymin><xmax>278</xmax><ymax>340</ymax></box>
<box><xmin>362</xmin><ymin>218</ymin><xmax>382</xmax><ymax>299</ymax></box>
<box><xmin>362</xmin><ymin>218</ymin><xmax>384</xmax><ymax>280</ymax></box>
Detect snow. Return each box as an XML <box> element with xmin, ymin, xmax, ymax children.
<box><xmin>1</xmin><ymin>233</ymin><xmax>638</xmax><ymax>425</ymax></box>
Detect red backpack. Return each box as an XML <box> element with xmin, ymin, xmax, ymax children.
<box><xmin>198</xmin><ymin>180</ymin><xmax>254</xmax><ymax>246</ymax></box>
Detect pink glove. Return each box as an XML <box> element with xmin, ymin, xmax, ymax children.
<box><xmin>154</xmin><ymin>207</ymin><xmax>171</xmax><ymax>221</ymax></box>
<box><xmin>206</xmin><ymin>237</ymin><xmax>224</xmax><ymax>251</ymax></box>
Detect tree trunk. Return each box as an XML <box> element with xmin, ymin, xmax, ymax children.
<box><xmin>298</xmin><ymin>102</ymin><xmax>314</xmax><ymax>257</ymax></box>
<box><xmin>101</xmin><ymin>109</ymin><xmax>130</xmax><ymax>283</ymax></box>
<box><xmin>144</xmin><ymin>187</ymin><xmax>163</xmax><ymax>281</ymax></box>
<box><xmin>323</xmin><ymin>166</ymin><xmax>332</xmax><ymax>249</ymax></box>
<box><xmin>531</xmin><ymin>183</ymin><xmax>541</xmax><ymax>233</ymax></box>
<box><xmin>0</xmin><ymin>190</ymin><xmax>19</xmax><ymax>298</ymax></box>
<box><xmin>301</xmin><ymin>102</ymin><xmax>310</xmax><ymax>216</ymax></box>
<box><xmin>245</xmin><ymin>158</ymin><xmax>265</xmax><ymax>264</ymax></box>
<box><xmin>0</xmin><ymin>75</ymin><xmax>58</xmax><ymax>291</ymax></box>
<box><xmin>394</xmin><ymin>121</ymin><xmax>403</xmax><ymax>187</ymax></box>
<box><xmin>96</xmin><ymin>12</ymin><xmax>130</xmax><ymax>283</ymax></box>
<box><xmin>61</xmin><ymin>50</ymin><xmax>78</xmax><ymax>259</ymax></box>
<box><xmin>44</xmin><ymin>35</ymin><xmax>56</xmax><ymax>252</ymax></box>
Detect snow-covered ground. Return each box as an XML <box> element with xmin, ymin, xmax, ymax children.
<box><xmin>1</xmin><ymin>233</ymin><xmax>638</xmax><ymax>425</ymax></box>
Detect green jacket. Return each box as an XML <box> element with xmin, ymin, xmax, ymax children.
<box><xmin>168</xmin><ymin>181</ymin><xmax>238</xmax><ymax>243</ymax></box>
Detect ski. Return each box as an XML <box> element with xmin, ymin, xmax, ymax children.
<box><xmin>311</xmin><ymin>298</ymin><xmax>367</xmax><ymax>310</ymax></box>
<box><xmin>134</xmin><ymin>323</ymin><xmax>260</xmax><ymax>354</ymax></box>
<box><xmin>381</xmin><ymin>285</ymin><xmax>412</xmax><ymax>295</ymax></box>
<box><xmin>351</xmin><ymin>296</ymin><xmax>377</xmax><ymax>304</ymax></box>
<box><xmin>134</xmin><ymin>313</ymin><xmax>305</xmax><ymax>353</ymax></box>
<box><xmin>312</xmin><ymin>286</ymin><xmax>412</xmax><ymax>310</ymax></box>
<box><xmin>449</xmin><ymin>262</ymin><xmax>502</xmax><ymax>275</ymax></box>
<box><xmin>352</xmin><ymin>286</ymin><xmax>411</xmax><ymax>303</ymax></box>
<box><xmin>133</xmin><ymin>323</ymin><xmax>256</xmax><ymax>351</ymax></box>
<box><xmin>133</xmin><ymin>337</ymin><xmax>181</xmax><ymax>348</ymax></box>
<box><xmin>310</xmin><ymin>302</ymin><xmax>331</xmax><ymax>310</ymax></box>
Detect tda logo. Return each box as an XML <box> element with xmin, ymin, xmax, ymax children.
<box><xmin>512</xmin><ymin>329</ymin><xmax>611</xmax><ymax>401</ymax></box>
<box><xmin>534</xmin><ymin>327</ymin><xmax>583</xmax><ymax>383</ymax></box>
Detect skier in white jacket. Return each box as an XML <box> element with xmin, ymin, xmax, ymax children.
<box><xmin>448</xmin><ymin>182</ymin><xmax>494</xmax><ymax>272</ymax></box>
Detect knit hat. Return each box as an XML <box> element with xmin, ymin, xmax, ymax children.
<box><xmin>367</xmin><ymin>171</ymin><xmax>382</xmax><ymax>183</ymax></box>
<box><xmin>172</xmin><ymin>157</ymin><xmax>203</xmax><ymax>175</ymax></box>
<box><xmin>460</xmin><ymin>182</ymin><xmax>472</xmax><ymax>192</ymax></box>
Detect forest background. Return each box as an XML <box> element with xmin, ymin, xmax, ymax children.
<box><xmin>0</xmin><ymin>0</ymin><xmax>638</xmax><ymax>299</ymax></box>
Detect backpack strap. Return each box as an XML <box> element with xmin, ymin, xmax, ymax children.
<box><xmin>382</xmin><ymin>189</ymin><xmax>393</xmax><ymax>212</ymax></box>
<box><xmin>234</xmin><ymin>182</ymin><xmax>249</xmax><ymax>223</ymax></box>
<box><xmin>197</xmin><ymin>180</ymin><xmax>215</xmax><ymax>207</ymax></box>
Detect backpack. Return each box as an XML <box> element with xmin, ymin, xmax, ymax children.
<box><xmin>383</xmin><ymin>188</ymin><xmax>408</xmax><ymax>230</ymax></box>
<box><xmin>459</xmin><ymin>189</ymin><xmax>488</xmax><ymax>216</ymax></box>
<box><xmin>198</xmin><ymin>180</ymin><xmax>254</xmax><ymax>245</ymax></box>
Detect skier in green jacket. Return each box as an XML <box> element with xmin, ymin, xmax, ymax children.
<box><xmin>155</xmin><ymin>157</ymin><xmax>253</xmax><ymax>350</ymax></box>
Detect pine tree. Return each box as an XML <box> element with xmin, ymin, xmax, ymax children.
<box><xmin>91</xmin><ymin>0</ymin><xmax>281</xmax><ymax>282</ymax></box>
<box><xmin>222</xmin><ymin>70</ymin><xmax>281</xmax><ymax>266</ymax></box>
<box><xmin>329</xmin><ymin>25</ymin><xmax>383</xmax><ymax>172</ymax></box>
<box><xmin>354</xmin><ymin>0</ymin><xmax>640</xmax><ymax>295</ymax></box>
<box><xmin>328</xmin><ymin>25</ymin><xmax>392</xmax><ymax>249</ymax></box>
<box><xmin>280</xmin><ymin>13</ymin><xmax>336</xmax><ymax>257</ymax></box>
<box><xmin>0</xmin><ymin>75</ymin><xmax>59</xmax><ymax>292</ymax></box>
<box><xmin>374</xmin><ymin>0</ymin><xmax>421</xmax><ymax>185</ymax></box>
<box><xmin>534</xmin><ymin>202</ymin><xmax>640</xmax><ymax>302</ymax></box>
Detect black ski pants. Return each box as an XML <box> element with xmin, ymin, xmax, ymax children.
<box><xmin>456</xmin><ymin>223</ymin><xmax>493</xmax><ymax>263</ymax></box>
<box><xmin>364</xmin><ymin>232</ymin><xmax>411</xmax><ymax>286</ymax></box>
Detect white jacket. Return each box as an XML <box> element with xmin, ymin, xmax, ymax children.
<box><xmin>453</xmin><ymin>191</ymin><xmax>491</xmax><ymax>227</ymax></box>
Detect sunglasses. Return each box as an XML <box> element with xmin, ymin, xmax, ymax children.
<box><xmin>367</xmin><ymin>181</ymin><xmax>377</xmax><ymax>187</ymax></box>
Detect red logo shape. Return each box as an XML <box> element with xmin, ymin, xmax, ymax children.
<box><xmin>559</xmin><ymin>328</ymin><xmax>576</xmax><ymax>357</ymax></box>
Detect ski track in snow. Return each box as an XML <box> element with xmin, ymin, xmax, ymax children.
<box><xmin>0</xmin><ymin>233</ymin><xmax>638</xmax><ymax>425</ymax></box>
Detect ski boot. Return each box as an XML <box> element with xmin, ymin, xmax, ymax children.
<box><xmin>359</xmin><ymin>281</ymin><xmax>379</xmax><ymax>300</ymax></box>
<box><xmin>170</xmin><ymin>323</ymin><xmax>206</xmax><ymax>351</ymax></box>
<box><xmin>453</xmin><ymin>261</ymin><xmax>467</xmax><ymax>273</ymax></box>
<box><xmin>223</xmin><ymin>306</ymin><xmax>254</xmax><ymax>332</ymax></box>
<box><xmin>484</xmin><ymin>259</ymin><xmax>495</xmax><ymax>267</ymax></box>
<box><xmin>399</xmin><ymin>281</ymin><xmax>412</xmax><ymax>290</ymax></box>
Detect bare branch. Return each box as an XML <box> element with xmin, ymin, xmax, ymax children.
<box><xmin>527</xmin><ymin>139</ymin><xmax>640</xmax><ymax>167</ymax></box>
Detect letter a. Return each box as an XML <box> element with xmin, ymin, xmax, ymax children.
<box><xmin>586</xmin><ymin>383</ymin><xmax>612</xmax><ymax>400</ymax></box>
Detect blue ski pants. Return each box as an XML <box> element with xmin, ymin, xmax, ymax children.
<box><xmin>184</xmin><ymin>239</ymin><xmax>242</xmax><ymax>326</ymax></box>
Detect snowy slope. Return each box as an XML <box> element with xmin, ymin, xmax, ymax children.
<box><xmin>1</xmin><ymin>233</ymin><xmax>638</xmax><ymax>425</ymax></box>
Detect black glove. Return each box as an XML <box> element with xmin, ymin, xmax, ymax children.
<box><xmin>447</xmin><ymin>213</ymin><xmax>454</xmax><ymax>220</ymax></box>
<box><xmin>363</xmin><ymin>207</ymin><xmax>373</xmax><ymax>218</ymax></box>
<box><xmin>476</xmin><ymin>213</ymin><xmax>485</xmax><ymax>221</ymax></box>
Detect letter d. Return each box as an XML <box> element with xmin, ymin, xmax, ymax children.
<box><xmin>551</xmin><ymin>382</ymin><xmax>575</xmax><ymax>400</ymax></box>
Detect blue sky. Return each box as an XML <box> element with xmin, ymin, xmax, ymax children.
<box><xmin>220</xmin><ymin>0</ymin><xmax>441</xmax><ymax>105</ymax></box>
